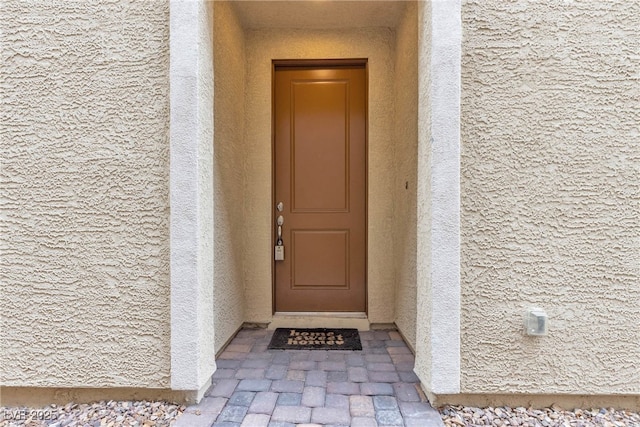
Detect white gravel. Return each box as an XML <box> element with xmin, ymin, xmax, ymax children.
<box><xmin>440</xmin><ymin>405</ymin><xmax>640</xmax><ymax>427</ymax></box>
<box><xmin>1</xmin><ymin>401</ymin><xmax>184</xmax><ymax>427</ymax></box>
<box><xmin>4</xmin><ymin>401</ymin><xmax>640</xmax><ymax>426</ymax></box>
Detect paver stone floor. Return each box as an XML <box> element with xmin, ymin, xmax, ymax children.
<box><xmin>175</xmin><ymin>328</ymin><xmax>444</xmax><ymax>427</ymax></box>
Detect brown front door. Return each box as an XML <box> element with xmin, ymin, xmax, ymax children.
<box><xmin>274</xmin><ymin>60</ymin><xmax>367</xmax><ymax>312</ymax></box>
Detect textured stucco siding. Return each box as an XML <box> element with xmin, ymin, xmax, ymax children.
<box><xmin>413</xmin><ymin>0</ymin><xmax>432</xmax><ymax>388</ymax></box>
<box><xmin>197</xmin><ymin>0</ymin><xmax>216</xmax><ymax>387</ymax></box>
<box><xmin>461</xmin><ymin>0</ymin><xmax>640</xmax><ymax>394</ymax></box>
<box><xmin>393</xmin><ymin>2</ymin><xmax>419</xmax><ymax>349</ymax></box>
<box><xmin>213</xmin><ymin>1</ymin><xmax>246</xmax><ymax>350</ymax></box>
<box><xmin>0</xmin><ymin>0</ymin><xmax>171</xmax><ymax>387</ymax></box>
<box><xmin>243</xmin><ymin>28</ymin><xmax>397</xmax><ymax>324</ymax></box>
<box><xmin>169</xmin><ymin>0</ymin><xmax>216</xmax><ymax>393</ymax></box>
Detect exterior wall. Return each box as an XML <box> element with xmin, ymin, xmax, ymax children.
<box><xmin>243</xmin><ymin>28</ymin><xmax>397</xmax><ymax>324</ymax></box>
<box><xmin>6</xmin><ymin>0</ymin><xmax>637</xmax><ymax>405</ymax></box>
<box><xmin>169</xmin><ymin>0</ymin><xmax>216</xmax><ymax>394</ymax></box>
<box><xmin>415</xmin><ymin>0</ymin><xmax>462</xmax><ymax>396</ymax></box>
<box><xmin>196</xmin><ymin>0</ymin><xmax>216</xmax><ymax>390</ymax></box>
<box><xmin>460</xmin><ymin>0</ymin><xmax>640</xmax><ymax>395</ymax></box>
<box><xmin>213</xmin><ymin>0</ymin><xmax>246</xmax><ymax>351</ymax></box>
<box><xmin>413</xmin><ymin>0</ymin><xmax>433</xmax><ymax>391</ymax></box>
<box><xmin>393</xmin><ymin>2</ymin><xmax>419</xmax><ymax>349</ymax></box>
<box><xmin>0</xmin><ymin>0</ymin><xmax>171</xmax><ymax>388</ymax></box>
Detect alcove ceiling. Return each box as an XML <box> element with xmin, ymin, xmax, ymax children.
<box><xmin>230</xmin><ymin>1</ymin><xmax>408</xmax><ymax>29</ymax></box>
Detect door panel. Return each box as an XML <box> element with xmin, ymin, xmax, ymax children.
<box><xmin>292</xmin><ymin>81</ymin><xmax>348</xmax><ymax>212</ymax></box>
<box><xmin>274</xmin><ymin>63</ymin><xmax>366</xmax><ymax>312</ymax></box>
<box><xmin>292</xmin><ymin>230</ymin><xmax>349</xmax><ymax>289</ymax></box>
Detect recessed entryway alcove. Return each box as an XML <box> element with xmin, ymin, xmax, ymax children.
<box><xmin>170</xmin><ymin>0</ymin><xmax>461</xmax><ymax>403</ymax></box>
<box><xmin>212</xmin><ymin>0</ymin><xmax>419</xmax><ymax>345</ymax></box>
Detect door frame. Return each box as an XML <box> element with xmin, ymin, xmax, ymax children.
<box><xmin>270</xmin><ymin>58</ymin><xmax>370</xmax><ymax>315</ymax></box>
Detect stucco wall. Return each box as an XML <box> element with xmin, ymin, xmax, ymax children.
<box><xmin>393</xmin><ymin>2</ymin><xmax>419</xmax><ymax>349</ymax></box>
<box><xmin>460</xmin><ymin>0</ymin><xmax>640</xmax><ymax>394</ymax></box>
<box><xmin>415</xmin><ymin>0</ymin><xmax>463</xmax><ymax>397</ymax></box>
<box><xmin>169</xmin><ymin>0</ymin><xmax>216</xmax><ymax>394</ymax></box>
<box><xmin>213</xmin><ymin>0</ymin><xmax>246</xmax><ymax>351</ymax></box>
<box><xmin>413</xmin><ymin>0</ymin><xmax>432</xmax><ymax>388</ymax></box>
<box><xmin>0</xmin><ymin>0</ymin><xmax>171</xmax><ymax>388</ymax></box>
<box><xmin>243</xmin><ymin>28</ymin><xmax>397</xmax><ymax>324</ymax></box>
<box><xmin>196</xmin><ymin>0</ymin><xmax>216</xmax><ymax>389</ymax></box>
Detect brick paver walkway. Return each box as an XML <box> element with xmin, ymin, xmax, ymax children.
<box><xmin>175</xmin><ymin>328</ymin><xmax>444</xmax><ymax>427</ymax></box>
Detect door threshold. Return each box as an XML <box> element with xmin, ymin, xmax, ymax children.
<box><xmin>269</xmin><ymin>312</ymin><xmax>370</xmax><ymax>331</ymax></box>
<box><xmin>275</xmin><ymin>312</ymin><xmax>367</xmax><ymax>318</ymax></box>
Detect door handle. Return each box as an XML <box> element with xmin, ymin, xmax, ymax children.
<box><xmin>275</xmin><ymin>211</ymin><xmax>285</xmax><ymax>261</ymax></box>
<box><xmin>276</xmin><ymin>215</ymin><xmax>284</xmax><ymax>245</ymax></box>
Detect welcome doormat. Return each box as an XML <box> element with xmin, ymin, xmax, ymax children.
<box><xmin>268</xmin><ymin>328</ymin><xmax>362</xmax><ymax>351</ymax></box>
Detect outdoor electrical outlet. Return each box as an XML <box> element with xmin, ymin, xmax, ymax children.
<box><xmin>525</xmin><ymin>308</ymin><xmax>548</xmax><ymax>336</ymax></box>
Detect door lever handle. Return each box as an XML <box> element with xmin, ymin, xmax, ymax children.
<box><xmin>276</xmin><ymin>216</ymin><xmax>284</xmax><ymax>246</ymax></box>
